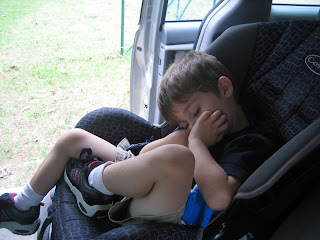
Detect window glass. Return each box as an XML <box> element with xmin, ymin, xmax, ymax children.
<box><xmin>273</xmin><ymin>0</ymin><xmax>320</xmax><ymax>5</ymax></box>
<box><xmin>165</xmin><ymin>0</ymin><xmax>221</xmax><ymax>21</ymax></box>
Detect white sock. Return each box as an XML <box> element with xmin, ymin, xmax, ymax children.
<box><xmin>88</xmin><ymin>162</ymin><xmax>114</xmax><ymax>195</ymax></box>
<box><xmin>14</xmin><ymin>183</ymin><xmax>45</xmax><ymax>211</ymax></box>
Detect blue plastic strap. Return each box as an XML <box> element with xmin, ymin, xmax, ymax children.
<box><xmin>181</xmin><ymin>186</ymin><xmax>214</xmax><ymax>228</ymax></box>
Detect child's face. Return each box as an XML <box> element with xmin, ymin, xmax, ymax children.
<box><xmin>170</xmin><ymin>91</ymin><xmax>230</xmax><ymax>130</ymax></box>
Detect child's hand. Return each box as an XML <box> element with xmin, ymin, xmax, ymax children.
<box><xmin>189</xmin><ymin>110</ymin><xmax>228</xmax><ymax>147</ymax></box>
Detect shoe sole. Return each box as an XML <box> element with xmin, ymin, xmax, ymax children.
<box><xmin>0</xmin><ymin>218</ymin><xmax>40</xmax><ymax>235</ymax></box>
<box><xmin>64</xmin><ymin>168</ymin><xmax>113</xmax><ymax>218</ymax></box>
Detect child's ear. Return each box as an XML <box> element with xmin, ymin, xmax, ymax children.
<box><xmin>218</xmin><ymin>76</ymin><xmax>233</xmax><ymax>98</ymax></box>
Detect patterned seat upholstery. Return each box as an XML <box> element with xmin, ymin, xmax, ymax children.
<box><xmin>245</xmin><ymin>21</ymin><xmax>320</xmax><ymax>142</ymax></box>
<box><xmin>48</xmin><ymin>21</ymin><xmax>320</xmax><ymax>240</ymax></box>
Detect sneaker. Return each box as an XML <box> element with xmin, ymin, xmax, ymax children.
<box><xmin>0</xmin><ymin>193</ymin><xmax>40</xmax><ymax>235</ymax></box>
<box><xmin>64</xmin><ymin>148</ymin><xmax>123</xmax><ymax>218</ymax></box>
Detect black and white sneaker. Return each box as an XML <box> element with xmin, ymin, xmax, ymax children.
<box><xmin>64</xmin><ymin>148</ymin><xmax>122</xmax><ymax>218</ymax></box>
<box><xmin>0</xmin><ymin>193</ymin><xmax>40</xmax><ymax>235</ymax></box>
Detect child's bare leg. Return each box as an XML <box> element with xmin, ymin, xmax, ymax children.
<box><xmin>29</xmin><ymin>128</ymin><xmax>117</xmax><ymax>195</ymax></box>
<box><xmin>0</xmin><ymin>128</ymin><xmax>118</xmax><ymax>235</ymax></box>
<box><xmin>102</xmin><ymin>144</ymin><xmax>195</xmax><ymax>216</ymax></box>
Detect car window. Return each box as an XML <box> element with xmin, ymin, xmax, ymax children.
<box><xmin>273</xmin><ymin>0</ymin><xmax>320</xmax><ymax>5</ymax></box>
<box><xmin>165</xmin><ymin>0</ymin><xmax>222</xmax><ymax>21</ymax></box>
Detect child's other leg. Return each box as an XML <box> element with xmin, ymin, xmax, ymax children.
<box><xmin>0</xmin><ymin>128</ymin><xmax>117</xmax><ymax>235</ymax></box>
<box><xmin>103</xmin><ymin>144</ymin><xmax>195</xmax><ymax>219</ymax></box>
<box><xmin>29</xmin><ymin>128</ymin><xmax>117</xmax><ymax>196</ymax></box>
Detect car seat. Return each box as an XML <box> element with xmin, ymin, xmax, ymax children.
<box><xmin>202</xmin><ymin>20</ymin><xmax>320</xmax><ymax>239</ymax></box>
<box><xmin>40</xmin><ymin>20</ymin><xmax>320</xmax><ymax>240</ymax></box>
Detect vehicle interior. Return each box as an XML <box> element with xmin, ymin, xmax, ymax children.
<box><xmin>130</xmin><ymin>0</ymin><xmax>320</xmax><ymax>125</ymax></box>
<box><xmin>38</xmin><ymin>0</ymin><xmax>320</xmax><ymax>239</ymax></box>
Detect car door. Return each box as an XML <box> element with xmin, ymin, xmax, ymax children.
<box><xmin>130</xmin><ymin>0</ymin><xmax>216</xmax><ymax>125</ymax></box>
<box><xmin>130</xmin><ymin>0</ymin><xmax>320</xmax><ymax>125</ymax></box>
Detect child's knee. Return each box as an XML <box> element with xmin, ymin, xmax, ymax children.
<box><xmin>55</xmin><ymin>128</ymin><xmax>87</xmax><ymax>152</ymax></box>
<box><xmin>159</xmin><ymin>144</ymin><xmax>195</xmax><ymax>174</ymax></box>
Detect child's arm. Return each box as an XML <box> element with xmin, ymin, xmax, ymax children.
<box><xmin>188</xmin><ymin>110</ymin><xmax>241</xmax><ymax>211</ymax></box>
<box><xmin>139</xmin><ymin>128</ymin><xmax>190</xmax><ymax>154</ymax></box>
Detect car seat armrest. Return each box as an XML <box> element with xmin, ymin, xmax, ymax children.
<box><xmin>235</xmin><ymin>117</ymin><xmax>320</xmax><ymax>200</ymax></box>
<box><xmin>75</xmin><ymin>107</ymin><xmax>161</xmax><ymax>146</ymax></box>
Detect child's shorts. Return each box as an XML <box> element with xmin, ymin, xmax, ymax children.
<box><xmin>108</xmin><ymin>197</ymin><xmax>186</xmax><ymax>226</ymax></box>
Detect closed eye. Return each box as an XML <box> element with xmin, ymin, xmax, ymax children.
<box><xmin>193</xmin><ymin>107</ymin><xmax>200</xmax><ymax>117</ymax></box>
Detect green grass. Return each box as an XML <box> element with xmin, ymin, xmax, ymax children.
<box><xmin>0</xmin><ymin>0</ymin><xmax>141</xmax><ymax>187</ymax></box>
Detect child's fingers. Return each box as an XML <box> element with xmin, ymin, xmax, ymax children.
<box><xmin>217</xmin><ymin>113</ymin><xmax>228</xmax><ymax>128</ymax></box>
<box><xmin>210</xmin><ymin>111</ymin><xmax>229</xmax><ymax>141</ymax></box>
<box><xmin>209</xmin><ymin>110</ymin><xmax>227</xmax><ymax>126</ymax></box>
<box><xmin>199</xmin><ymin>110</ymin><xmax>215</xmax><ymax>121</ymax></box>
<box><xmin>198</xmin><ymin>110</ymin><xmax>222</xmax><ymax>124</ymax></box>
<box><xmin>218</xmin><ymin>118</ymin><xmax>229</xmax><ymax>133</ymax></box>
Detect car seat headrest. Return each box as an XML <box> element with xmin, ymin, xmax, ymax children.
<box><xmin>205</xmin><ymin>23</ymin><xmax>259</xmax><ymax>96</ymax></box>
<box><xmin>205</xmin><ymin>20</ymin><xmax>320</xmax><ymax>143</ymax></box>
